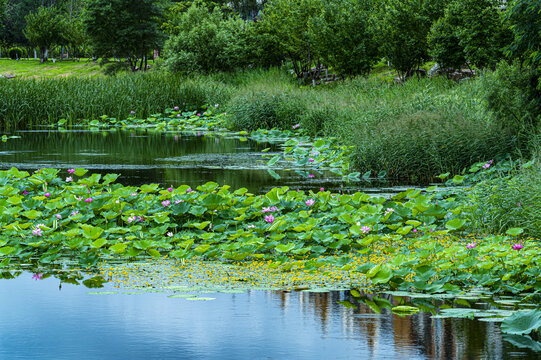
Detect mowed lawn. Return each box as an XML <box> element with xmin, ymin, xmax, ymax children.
<box><xmin>0</xmin><ymin>58</ymin><xmax>102</xmax><ymax>78</ymax></box>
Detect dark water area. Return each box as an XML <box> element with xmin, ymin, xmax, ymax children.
<box><xmin>0</xmin><ymin>273</ymin><xmax>538</xmax><ymax>360</ymax></box>
<box><xmin>0</xmin><ymin>129</ymin><xmax>422</xmax><ymax>195</ymax></box>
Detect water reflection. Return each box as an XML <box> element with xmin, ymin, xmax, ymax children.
<box><xmin>1</xmin><ymin>129</ymin><xmax>416</xmax><ymax>194</ymax></box>
<box><xmin>0</xmin><ymin>272</ymin><xmax>537</xmax><ymax>359</ymax></box>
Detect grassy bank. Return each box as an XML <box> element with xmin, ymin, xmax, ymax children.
<box><xmin>0</xmin><ymin>67</ymin><xmax>531</xmax><ymax>181</ymax></box>
<box><xmin>0</xmin><ymin>58</ymin><xmax>102</xmax><ymax>78</ymax></box>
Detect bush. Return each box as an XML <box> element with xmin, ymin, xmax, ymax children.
<box><xmin>465</xmin><ymin>156</ymin><xmax>541</xmax><ymax>238</ymax></box>
<box><xmin>101</xmin><ymin>61</ymin><xmax>130</xmax><ymax>76</ymax></box>
<box><xmin>227</xmin><ymin>90</ymin><xmax>307</xmax><ymax>131</ymax></box>
<box><xmin>480</xmin><ymin>61</ymin><xmax>541</xmax><ymax>136</ymax></box>
<box><xmin>8</xmin><ymin>47</ymin><xmax>24</xmax><ymax>60</ymax></box>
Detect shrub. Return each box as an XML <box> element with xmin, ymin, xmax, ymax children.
<box><xmin>8</xmin><ymin>47</ymin><xmax>24</xmax><ymax>60</ymax></box>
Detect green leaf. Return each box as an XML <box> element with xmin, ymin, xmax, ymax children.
<box><xmin>74</xmin><ymin>168</ymin><xmax>88</xmax><ymax>177</ymax></box>
<box><xmin>91</xmin><ymin>238</ymin><xmax>108</xmax><ymax>249</ymax></box>
<box><xmin>372</xmin><ymin>267</ymin><xmax>393</xmax><ymax>284</ymax></box>
<box><xmin>501</xmin><ymin>310</ymin><xmax>541</xmax><ymax>335</ymax></box>
<box><xmin>445</xmin><ymin>218</ymin><xmax>467</xmax><ymax>231</ymax></box>
<box><xmin>267</xmin><ymin>155</ymin><xmax>281</xmax><ymax>167</ymax></box>
<box><xmin>109</xmin><ymin>243</ymin><xmax>128</xmax><ymax>255</ymax></box>
<box><xmin>452</xmin><ymin>175</ymin><xmax>465</xmax><ymax>184</ymax></box>
<box><xmin>506</xmin><ymin>228</ymin><xmax>524</xmax><ymax>236</ymax></box>
<box><xmin>275</xmin><ymin>243</ymin><xmax>295</xmax><ymax>253</ymax></box>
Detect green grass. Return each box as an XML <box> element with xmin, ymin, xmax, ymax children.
<box><xmin>0</xmin><ymin>58</ymin><xmax>103</xmax><ymax>78</ymax></box>
<box><xmin>0</xmin><ymin>66</ymin><xmax>532</xmax><ymax>181</ymax></box>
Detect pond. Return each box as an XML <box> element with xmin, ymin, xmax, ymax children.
<box><xmin>0</xmin><ymin>270</ymin><xmax>538</xmax><ymax>360</ymax></box>
<box><xmin>0</xmin><ymin>129</ymin><xmax>539</xmax><ymax>359</ymax></box>
<box><xmin>1</xmin><ymin>129</ymin><xmax>418</xmax><ymax>195</ymax></box>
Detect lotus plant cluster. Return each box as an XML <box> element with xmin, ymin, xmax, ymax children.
<box><xmin>0</xmin><ymin>167</ymin><xmax>538</xmax><ymax>297</ymax></box>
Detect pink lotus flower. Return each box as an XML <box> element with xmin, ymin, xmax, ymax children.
<box><xmin>161</xmin><ymin>200</ymin><xmax>170</xmax><ymax>207</ymax></box>
<box><xmin>32</xmin><ymin>226</ymin><xmax>43</xmax><ymax>236</ymax></box>
<box><xmin>22</xmin><ymin>190</ymin><xmax>28</xmax><ymax>195</ymax></box>
<box><xmin>67</xmin><ymin>169</ymin><xmax>75</xmax><ymax>174</ymax></box>
<box><xmin>512</xmin><ymin>243</ymin><xmax>524</xmax><ymax>250</ymax></box>
<box><xmin>308</xmin><ymin>174</ymin><xmax>315</xmax><ymax>178</ymax></box>
<box><xmin>167</xmin><ymin>187</ymin><xmax>173</xmax><ymax>192</ymax></box>
<box><xmin>66</xmin><ymin>176</ymin><xmax>73</xmax><ymax>182</ymax></box>
<box><xmin>127</xmin><ymin>216</ymin><xmax>136</xmax><ymax>223</ymax></box>
<box><xmin>176</xmin><ymin>114</ymin><xmax>181</xmax><ymax>118</ymax></box>
<box><xmin>55</xmin><ymin>214</ymin><xmax>62</xmax><ymax>219</ymax></box>
<box><xmin>466</xmin><ymin>242</ymin><xmax>477</xmax><ymax>249</ymax></box>
<box><xmin>309</xmin><ymin>158</ymin><xmax>315</xmax><ymax>162</ymax></box>
<box><xmin>197</xmin><ymin>113</ymin><xmax>201</xmax><ymax>116</ymax></box>
<box><xmin>131</xmin><ymin>192</ymin><xmax>137</xmax><ymax>196</ymax></box>
<box><xmin>130</xmin><ymin>110</ymin><xmax>135</xmax><ymax>114</ymax></box>
<box><xmin>292</xmin><ymin>124</ymin><xmax>300</xmax><ymax>129</ymax></box>
<box><xmin>361</xmin><ymin>226</ymin><xmax>371</xmax><ymax>234</ymax></box>
<box><xmin>305</xmin><ymin>199</ymin><xmax>315</xmax><ymax>207</ymax></box>
<box><xmin>32</xmin><ymin>273</ymin><xmax>43</xmax><ymax>281</ymax></box>
<box><xmin>262</xmin><ymin>206</ymin><xmax>279</xmax><ymax>213</ymax></box>
<box><xmin>413</xmin><ymin>228</ymin><xmax>417</xmax><ymax>233</ymax></box>
<box><xmin>70</xmin><ymin>211</ymin><xmax>79</xmax><ymax>216</ymax></box>
<box><xmin>384</xmin><ymin>208</ymin><xmax>395</xmax><ymax>216</ymax></box>
<box><xmin>174</xmin><ymin>106</ymin><xmax>179</xmax><ymax>111</ymax></box>
<box><xmin>44</xmin><ymin>192</ymin><xmax>50</xmax><ymax>197</ymax></box>
<box><xmin>186</xmin><ymin>188</ymin><xmax>192</xmax><ymax>193</ymax></box>
<box><xmin>84</xmin><ymin>198</ymin><xmax>93</xmax><ymax>203</ymax></box>
<box><xmin>167</xmin><ymin>232</ymin><xmax>173</xmax><ymax>237</ymax></box>
<box><xmin>264</xmin><ymin>214</ymin><xmax>275</xmax><ymax>223</ymax></box>
<box><xmin>174</xmin><ymin>199</ymin><xmax>184</xmax><ymax>204</ymax></box>
<box><xmin>320</xmin><ymin>187</ymin><xmax>324</xmax><ymax>191</ymax></box>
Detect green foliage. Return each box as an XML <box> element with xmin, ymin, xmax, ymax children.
<box><xmin>376</xmin><ymin>0</ymin><xmax>435</xmax><ymax>77</ymax></box>
<box><xmin>428</xmin><ymin>0</ymin><xmax>510</xmax><ymax>70</ymax></box>
<box><xmin>309</xmin><ymin>0</ymin><xmax>379</xmax><ymax>77</ymax></box>
<box><xmin>84</xmin><ymin>0</ymin><xmax>164</xmax><ymax>71</ymax></box>
<box><xmin>464</xmin><ymin>157</ymin><xmax>541</xmax><ymax>238</ymax></box>
<box><xmin>23</xmin><ymin>5</ymin><xmax>65</xmax><ymax>62</ymax></box>
<box><xmin>164</xmin><ymin>2</ymin><xmax>248</xmax><ymax>73</ymax></box>
<box><xmin>7</xmin><ymin>46</ymin><xmax>22</xmax><ymax>59</ymax></box>
<box><xmin>504</xmin><ymin>0</ymin><xmax>541</xmax><ymax>67</ymax></box>
<box><xmin>257</xmin><ymin>0</ymin><xmax>323</xmax><ymax>78</ymax></box>
<box><xmin>228</xmin><ymin>90</ymin><xmax>307</xmax><ymax>131</ymax></box>
<box><xmin>428</xmin><ymin>16</ymin><xmax>465</xmax><ymax>69</ymax></box>
<box><xmin>0</xmin><ymin>73</ymin><xmax>231</xmax><ymax>130</ymax></box>
<box><xmin>480</xmin><ymin>61</ymin><xmax>541</xmax><ymax>133</ymax></box>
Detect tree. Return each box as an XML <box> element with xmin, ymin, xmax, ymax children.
<box><xmin>258</xmin><ymin>0</ymin><xmax>324</xmax><ymax>78</ymax></box>
<box><xmin>504</xmin><ymin>0</ymin><xmax>541</xmax><ymax>68</ymax></box>
<box><xmin>84</xmin><ymin>0</ymin><xmax>164</xmax><ymax>71</ymax></box>
<box><xmin>376</xmin><ymin>0</ymin><xmax>449</xmax><ymax>78</ymax></box>
<box><xmin>164</xmin><ymin>1</ymin><xmax>248</xmax><ymax>73</ymax></box>
<box><xmin>309</xmin><ymin>0</ymin><xmax>379</xmax><ymax>77</ymax></box>
<box><xmin>24</xmin><ymin>5</ymin><xmax>65</xmax><ymax>62</ymax></box>
<box><xmin>428</xmin><ymin>0</ymin><xmax>510</xmax><ymax>70</ymax></box>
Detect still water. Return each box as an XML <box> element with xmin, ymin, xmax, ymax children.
<box><xmin>0</xmin><ymin>129</ymin><xmax>538</xmax><ymax>359</ymax></box>
<box><xmin>0</xmin><ymin>272</ymin><xmax>537</xmax><ymax>360</ymax></box>
<box><xmin>0</xmin><ymin>129</ymin><xmax>416</xmax><ymax>194</ymax></box>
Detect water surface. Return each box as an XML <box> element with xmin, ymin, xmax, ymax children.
<box><xmin>1</xmin><ymin>129</ymin><xmax>419</xmax><ymax>194</ymax></box>
<box><xmin>0</xmin><ymin>273</ymin><xmax>537</xmax><ymax>360</ymax></box>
